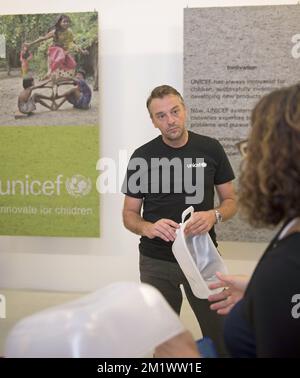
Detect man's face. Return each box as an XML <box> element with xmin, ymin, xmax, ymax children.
<box><xmin>149</xmin><ymin>94</ymin><xmax>187</xmax><ymax>146</ymax></box>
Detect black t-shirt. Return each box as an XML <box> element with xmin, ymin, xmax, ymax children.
<box><xmin>224</xmin><ymin>223</ymin><xmax>300</xmax><ymax>357</ymax></box>
<box><xmin>122</xmin><ymin>131</ymin><xmax>235</xmax><ymax>262</ymax></box>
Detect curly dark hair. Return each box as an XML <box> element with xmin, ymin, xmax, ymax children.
<box><xmin>239</xmin><ymin>84</ymin><xmax>300</xmax><ymax>227</ymax></box>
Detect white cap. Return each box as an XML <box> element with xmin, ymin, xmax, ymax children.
<box><xmin>5</xmin><ymin>282</ymin><xmax>184</xmax><ymax>358</ymax></box>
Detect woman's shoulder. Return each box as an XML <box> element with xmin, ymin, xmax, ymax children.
<box><xmin>242</xmin><ymin>232</ymin><xmax>300</xmax><ymax>357</ymax></box>
<box><xmin>248</xmin><ymin>233</ymin><xmax>300</xmax><ymax>292</ymax></box>
<box><xmin>268</xmin><ymin>232</ymin><xmax>300</xmax><ymax>259</ymax></box>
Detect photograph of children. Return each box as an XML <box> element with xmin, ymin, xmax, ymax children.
<box><xmin>0</xmin><ymin>12</ymin><xmax>100</xmax><ymax>238</ymax></box>
<box><xmin>0</xmin><ymin>12</ymin><xmax>99</xmax><ymax>126</ymax></box>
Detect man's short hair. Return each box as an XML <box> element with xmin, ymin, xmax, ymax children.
<box><xmin>146</xmin><ymin>85</ymin><xmax>184</xmax><ymax>116</ymax></box>
<box><xmin>23</xmin><ymin>77</ymin><xmax>34</xmax><ymax>89</ymax></box>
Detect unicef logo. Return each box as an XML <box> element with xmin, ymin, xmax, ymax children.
<box><xmin>65</xmin><ymin>175</ymin><xmax>92</xmax><ymax>197</ymax></box>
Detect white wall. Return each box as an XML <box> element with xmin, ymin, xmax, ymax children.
<box><xmin>0</xmin><ymin>0</ymin><xmax>294</xmax><ymax>292</ymax></box>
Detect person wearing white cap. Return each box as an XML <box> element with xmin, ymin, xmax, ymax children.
<box><xmin>4</xmin><ymin>282</ymin><xmax>199</xmax><ymax>358</ymax></box>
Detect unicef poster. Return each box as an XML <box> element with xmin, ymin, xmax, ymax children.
<box><xmin>0</xmin><ymin>12</ymin><xmax>99</xmax><ymax>237</ymax></box>
<box><xmin>184</xmin><ymin>4</ymin><xmax>300</xmax><ymax>242</ymax></box>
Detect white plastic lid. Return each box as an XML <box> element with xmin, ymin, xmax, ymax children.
<box><xmin>5</xmin><ymin>282</ymin><xmax>184</xmax><ymax>358</ymax></box>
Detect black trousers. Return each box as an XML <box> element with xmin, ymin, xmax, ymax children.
<box><xmin>140</xmin><ymin>254</ymin><xmax>228</xmax><ymax>357</ymax></box>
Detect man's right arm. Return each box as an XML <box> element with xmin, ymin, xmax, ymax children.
<box><xmin>122</xmin><ymin>195</ymin><xmax>179</xmax><ymax>242</ymax></box>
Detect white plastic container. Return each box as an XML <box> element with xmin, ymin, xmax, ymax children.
<box><xmin>5</xmin><ymin>282</ymin><xmax>185</xmax><ymax>358</ymax></box>
<box><xmin>172</xmin><ymin>206</ymin><xmax>228</xmax><ymax>299</ymax></box>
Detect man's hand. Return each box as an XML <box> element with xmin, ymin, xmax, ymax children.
<box><xmin>143</xmin><ymin>219</ymin><xmax>179</xmax><ymax>242</ymax></box>
<box><xmin>184</xmin><ymin>210</ymin><xmax>215</xmax><ymax>236</ymax></box>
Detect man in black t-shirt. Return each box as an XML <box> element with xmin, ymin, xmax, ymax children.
<box><xmin>122</xmin><ymin>85</ymin><xmax>237</xmax><ymax>357</ymax></box>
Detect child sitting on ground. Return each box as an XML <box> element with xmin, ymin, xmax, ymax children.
<box><xmin>54</xmin><ymin>69</ymin><xmax>92</xmax><ymax>110</ymax></box>
<box><xmin>17</xmin><ymin>77</ymin><xmax>53</xmax><ymax>115</ymax></box>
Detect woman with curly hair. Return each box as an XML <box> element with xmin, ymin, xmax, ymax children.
<box><xmin>208</xmin><ymin>84</ymin><xmax>300</xmax><ymax>357</ymax></box>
